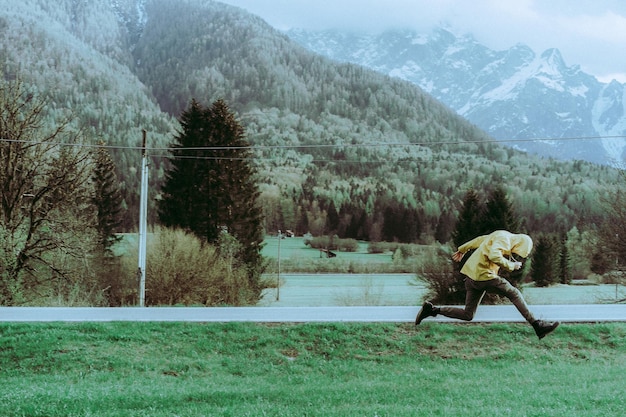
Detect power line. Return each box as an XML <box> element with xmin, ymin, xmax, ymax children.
<box><xmin>2</xmin><ymin>134</ymin><xmax>625</xmax><ymax>153</ymax></box>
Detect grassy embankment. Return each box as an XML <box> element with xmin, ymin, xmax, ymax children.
<box><xmin>1</xmin><ymin>321</ymin><xmax>624</xmax><ymax>416</ymax></box>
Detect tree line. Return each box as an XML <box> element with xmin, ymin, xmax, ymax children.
<box><xmin>0</xmin><ymin>79</ymin><xmax>263</xmax><ymax>307</ymax></box>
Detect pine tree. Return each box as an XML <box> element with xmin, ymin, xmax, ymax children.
<box><xmin>559</xmin><ymin>234</ymin><xmax>571</xmax><ymax>284</ymax></box>
<box><xmin>325</xmin><ymin>200</ymin><xmax>339</xmax><ymax>235</ymax></box>
<box><xmin>531</xmin><ymin>235</ymin><xmax>559</xmax><ymax>287</ymax></box>
<box><xmin>399</xmin><ymin>207</ymin><xmax>421</xmax><ymax>243</ymax></box>
<box><xmin>382</xmin><ymin>204</ymin><xmax>400</xmax><ymax>242</ymax></box>
<box><xmin>452</xmin><ymin>189</ymin><xmax>482</xmax><ymax>247</ymax></box>
<box><xmin>435</xmin><ymin>210</ymin><xmax>455</xmax><ymax>244</ymax></box>
<box><xmin>481</xmin><ymin>186</ymin><xmax>525</xmax><ymax>287</ymax></box>
<box><xmin>446</xmin><ymin>189</ymin><xmax>484</xmax><ymax>304</ymax></box>
<box><xmin>158</xmin><ymin>98</ymin><xmax>264</xmax><ymax>297</ymax></box>
<box><xmin>92</xmin><ymin>144</ymin><xmax>124</xmax><ymax>252</ymax></box>
<box><xmin>158</xmin><ymin>99</ymin><xmax>210</xmax><ymax>234</ymax></box>
<box><xmin>480</xmin><ymin>186</ymin><xmax>520</xmax><ymax>234</ymax></box>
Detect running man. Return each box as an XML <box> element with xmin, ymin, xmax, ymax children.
<box><xmin>415</xmin><ymin>230</ymin><xmax>559</xmax><ymax>339</ymax></box>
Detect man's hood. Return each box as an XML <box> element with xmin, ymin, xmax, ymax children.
<box><xmin>511</xmin><ymin>234</ymin><xmax>533</xmax><ymax>258</ymax></box>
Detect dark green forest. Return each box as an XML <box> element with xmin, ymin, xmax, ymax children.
<box><xmin>1</xmin><ymin>0</ymin><xmax>621</xmax><ymax>244</ymax></box>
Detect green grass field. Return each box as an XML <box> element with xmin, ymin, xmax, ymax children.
<box><xmin>1</xmin><ymin>322</ymin><xmax>624</xmax><ymax>416</ymax></box>
<box><xmin>261</xmin><ymin>236</ymin><xmax>440</xmax><ymax>274</ymax></box>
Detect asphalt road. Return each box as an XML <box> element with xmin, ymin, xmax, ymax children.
<box><xmin>1</xmin><ymin>304</ymin><xmax>624</xmax><ymax>323</ymax></box>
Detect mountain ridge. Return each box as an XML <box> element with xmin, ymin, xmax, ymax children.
<box><xmin>286</xmin><ymin>27</ymin><xmax>626</xmax><ymax>166</ymax></box>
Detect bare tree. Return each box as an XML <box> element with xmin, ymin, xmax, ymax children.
<box><xmin>0</xmin><ymin>78</ymin><xmax>96</xmax><ymax>304</ymax></box>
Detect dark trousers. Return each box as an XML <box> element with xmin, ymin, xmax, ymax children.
<box><xmin>439</xmin><ymin>276</ymin><xmax>536</xmax><ymax>323</ymax></box>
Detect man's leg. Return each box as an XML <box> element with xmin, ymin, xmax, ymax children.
<box><xmin>438</xmin><ymin>278</ymin><xmax>485</xmax><ymax>321</ymax></box>
<box><xmin>416</xmin><ymin>278</ymin><xmax>485</xmax><ymax>324</ymax></box>
<box><xmin>484</xmin><ymin>277</ymin><xmax>535</xmax><ymax>323</ymax></box>
<box><xmin>485</xmin><ymin>277</ymin><xmax>559</xmax><ymax>339</ymax></box>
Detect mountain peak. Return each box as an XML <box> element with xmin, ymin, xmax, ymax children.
<box><xmin>540</xmin><ymin>48</ymin><xmax>566</xmax><ymax>70</ymax></box>
<box><xmin>287</xmin><ymin>26</ymin><xmax>624</xmax><ymax>166</ymax></box>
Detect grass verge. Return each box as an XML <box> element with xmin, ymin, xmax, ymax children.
<box><xmin>0</xmin><ymin>322</ymin><xmax>624</xmax><ymax>416</ymax></box>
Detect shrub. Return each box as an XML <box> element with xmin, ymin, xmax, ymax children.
<box><xmin>308</xmin><ymin>235</ymin><xmax>359</xmax><ymax>252</ymax></box>
<box><xmin>94</xmin><ymin>253</ymin><xmax>136</xmax><ymax>307</ymax></box>
<box><xmin>601</xmin><ymin>270</ymin><xmax>626</xmax><ymax>285</ymax></box>
<box><xmin>309</xmin><ymin>236</ymin><xmax>336</xmax><ymax>250</ymax></box>
<box><xmin>144</xmin><ymin>228</ymin><xmax>254</xmax><ymax>306</ymax></box>
<box><xmin>337</xmin><ymin>238</ymin><xmax>359</xmax><ymax>252</ymax></box>
<box><xmin>414</xmin><ymin>253</ymin><xmax>463</xmax><ymax>304</ymax></box>
<box><xmin>368</xmin><ymin>241</ymin><xmax>391</xmax><ymax>254</ymax></box>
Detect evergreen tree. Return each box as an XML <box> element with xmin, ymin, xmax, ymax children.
<box><xmin>158</xmin><ymin>98</ymin><xmax>264</xmax><ymax>298</ymax></box>
<box><xmin>590</xmin><ymin>251</ymin><xmax>610</xmax><ymax>275</ymax></box>
<box><xmin>559</xmin><ymin>234</ymin><xmax>571</xmax><ymax>284</ymax></box>
<box><xmin>382</xmin><ymin>204</ymin><xmax>399</xmax><ymax>242</ymax></box>
<box><xmin>380</xmin><ymin>202</ymin><xmax>419</xmax><ymax>243</ymax></box>
<box><xmin>158</xmin><ymin>99</ymin><xmax>210</xmax><ymax>234</ymax></box>
<box><xmin>531</xmin><ymin>235</ymin><xmax>559</xmax><ymax>287</ymax></box>
<box><xmin>480</xmin><ymin>186</ymin><xmax>520</xmax><ymax>234</ymax></box>
<box><xmin>481</xmin><ymin>186</ymin><xmax>525</xmax><ymax>287</ymax></box>
<box><xmin>296</xmin><ymin>207</ymin><xmax>309</xmax><ymax>236</ymax></box>
<box><xmin>447</xmin><ymin>189</ymin><xmax>483</xmax><ymax>304</ymax></box>
<box><xmin>325</xmin><ymin>200</ymin><xmax>340</xmax><ymax>235</ymax></box>
<box><xmin>91</xmin><ymin>144</ymin><xmax>126</xmax><ymax>306</ymax></box>
<box><xmin>452</xmin><ymin>189</ymin><xmax>482</xmax><ymax>247</ymax></box>
<box><xmin>92</xmin><ymin>144</ymin><xmax>124</xmax><ymax>252</ymax></box>
<box><xmin>346</xmin><ymin>207</ymin><xmax>367</xmax><ymax>240</ymax></box>
<box><xmin>399</xmin><ymin>207</ymin><xmax>421</xmax><ymax>243</ymax></box>
<box><xmin>435</xmin><ymin>210</ymin><xmax>455</xmax><ymax>244</ymax></box>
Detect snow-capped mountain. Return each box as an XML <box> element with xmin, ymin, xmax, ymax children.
<box><xmin>287</xmin><ymin>27</ymin><xmax>626</xmax><ymax>166</ymax></box>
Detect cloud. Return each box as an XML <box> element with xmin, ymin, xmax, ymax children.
<box><xmin>558</xmin><ymin>11</ymin><xmax>626</xmax><ymax>43</ymax></box>
<box><xmin>220</xmin><ymin>0</ymin><xmax>626</xmax><ymax>83</ymax></box>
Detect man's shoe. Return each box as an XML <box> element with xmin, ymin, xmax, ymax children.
<box><xmin>532</xmin><ymin>320</ymin><xmax>560</xmax><ymax>339</ymax></box>
<box><xmin>415</xmin><ymin>301</ymin><xmax>437</xmax><ymax>325</ymax></box>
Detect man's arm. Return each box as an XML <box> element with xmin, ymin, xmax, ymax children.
<box><xmin>452</xmin><ymin>235</ymin><xmax>486</xmax><ymax>262</ymax></box>
<box><xmin>487</xmin><ymin>236</ymin><xmax>521</xmax><ymax>271</ymax></box>
<box><xmin>452</xmin><ymin>251</ymin><xmax>465</xmax><ymax>262</ymax></box>
<box><xmin>457</xmin><ymin>235</ymin><xmax>486</xmax><ymax>253</ymax></box>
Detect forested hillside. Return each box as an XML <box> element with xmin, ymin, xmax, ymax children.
<box><xmin>0</xmin><ymin>0</ymin><xmax>176</xmax><ymax>229</ymax></box>
<box><xmin>1</xmin><ymin>0</ymin><xmax>620</xmax><ymax>242</ymax></box>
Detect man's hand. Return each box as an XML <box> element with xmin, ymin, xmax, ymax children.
<box><xmin>513</xmin><ymin>261</ymin><xmax>523</xmax><ymax>270</ymax></box>
<box><xmin>452</xmin><ymin>251</ymin><xmax>464</xmax><ymax>262</ymax></box>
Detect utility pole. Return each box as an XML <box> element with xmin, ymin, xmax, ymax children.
<box><xmin>138</xmin><ymin>129</ymin><xmax>149</xmax><ymax>307</ymax></box>
<box><xmin>277</xmin><ymin>230</ymin><xmax>281</xmax><ymax>301</ymax></box>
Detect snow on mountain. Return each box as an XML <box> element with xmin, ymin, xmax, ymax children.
<box><xmin>110</xmin><ymin>0</ymin><xmax>147</xmax><ymax>46</ymax></box>
<box><xmin>287</xmin><ymin>27</ymin><xmax>626</xmax><ymax>167</ymax></box>
<box><xmin>594</xmin><ymin>81</ymin><xmax>626</xmax><ymax>166</ymax></box>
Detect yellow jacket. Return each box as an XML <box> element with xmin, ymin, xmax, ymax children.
<box><xmin>458</xmin><ymin>230</ymin><xmax>533</xmax><ymax>281</ymax></box>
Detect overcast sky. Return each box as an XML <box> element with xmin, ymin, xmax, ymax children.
<box><xmin>219</xmin><ymin>0</ymin><xmax>626</xmax><ymax>83</ymax></box>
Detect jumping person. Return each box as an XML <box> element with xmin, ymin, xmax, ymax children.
<box><xmin>415</xmin><ymin>230</ymin><xmax>559</xmax><ymax>339</ymax></box>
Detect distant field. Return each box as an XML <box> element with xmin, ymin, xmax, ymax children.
<box><xmin>121</xmin><ymin>233</ymin><xmax>398</xmax><ymax>265</ymax></box>
<box><xmin>261</xmin><ymin>235</ymin><xmax>395</xmax><ymax>264</ymax></box>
